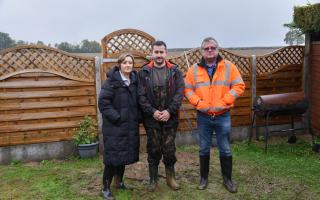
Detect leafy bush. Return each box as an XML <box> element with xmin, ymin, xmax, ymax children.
<box><xmin>73</xmin><ymin>116</ymin><xmax>97</xmax><ymax>145</ymax></box>
<box><xmin>293</xmin><ymin>3</ymin><xmax>320</xmax><ymax>33</ymax></box>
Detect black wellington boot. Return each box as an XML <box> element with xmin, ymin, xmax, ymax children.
<box><xmin>198</xmin><ymin>155</ymin><xmax>210</xmax><ymax>190</ymax></box>
<box><xmin>220</xmin><ymin>156</ymin><xmax>237</xmax><ymax>193</ymax></box>
<box><xmin>102</xmin><ymin>165</ymin><xmax>115</xmax><ymax>200</ymax></box>
<box><xmin>148</xmin><ymin>164</ymin><xmax>158</xmax><ymax>192</ymax></box>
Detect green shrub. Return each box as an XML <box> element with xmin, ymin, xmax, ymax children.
<box><xmin>73</xmin><ymin>116</ymin><xmax>97</xmax><ymax>145</ymax></box>
<box><xmin>293</xmin><ymin>3</ymin><xmax>320</xmax><ymax>33</ymax></box>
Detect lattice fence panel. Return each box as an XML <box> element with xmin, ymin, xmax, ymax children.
<box><xmin>169</xmin><ymin>48</ymin><xmax>202</xmax><ymax>76</ymax></box>
<box><xmin>101</xmin><ymin>29</ymin><xmax>155</xmax><ymax>58</ymax></box>
<box><xmin>0</xmin><ymin>46</ymin><xmax>95</xmax><ymax>82</ymax></box>
<box><xmin>256</xmin><ymin>46</ymin><xmax>304</xmax><ymax>76</ymax></box>
<box><xmin>219</xmin><ymin>49</ymin><xmax>251</xmax><ymax>77</ymax></box>
<box><xmin>169</xmin><ymin>47</ymin><xmax>251</xmax><ymax>77</ymax></box>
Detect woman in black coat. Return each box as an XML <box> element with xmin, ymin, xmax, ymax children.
<box><xmin>98</xmin><ymin>53</ymin><xmax>140</xmax><ymax>200</ymax></box>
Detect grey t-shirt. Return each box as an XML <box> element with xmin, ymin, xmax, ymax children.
<box><xmin>152</xmin><ymin>66</ymin><xmax>168</xmax><ymax>110</ymax></box>
<box><xmin>152</xmin><ymin>66</ymin><xmax>167</xmax><ymax>86</ymax></box>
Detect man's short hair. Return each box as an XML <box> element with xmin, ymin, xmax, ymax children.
<box><xmin>201</xmin><ymin>37</ymin><xmax>219</xmax><ymax>48</ymax></box>
<box><xmin>152</xmin><ymin>40</ymin><xmax>167</xmax><ymax>50</ymax></box>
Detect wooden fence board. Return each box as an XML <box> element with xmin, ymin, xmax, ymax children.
<box><xmin>0</xmin><ymin>98</ymin><xmax>95</xmax><ymax>111</ymax></box>
<box><xmin>0</xmin><ymin>88</ymin><xmax>95</xmax><ymax>99</ymax></box>
<box><xmin>0</xmin><ymin>80</ymin><xmax>94</xmax><ymax>88</ymax></box>
<box><xmin>0</xmin><ymin>107</ymin><xmax>96</xmax><ymax>122</ymax></box>
<box><xmin>0</xmin><ymin>121</ymin><xmax>79</xmax><ymax>133</ymax></box>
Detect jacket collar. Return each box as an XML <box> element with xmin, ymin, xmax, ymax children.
<box><xmin>108</xmin><ymin>66</ymin><xmax>137</xmax><ymax>85</ymax></box>
<box><xmin>146</xmin><ymin>60</ymin><xmax>175</xmax><ymax>69</ymax></box>
<box><xmin>198</xmin><ymin>54</ymin><xmax>223</xmax><ymax>68</ymax></box>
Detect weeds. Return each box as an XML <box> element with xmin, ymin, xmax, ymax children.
<box><xmin>0</xmin><ymin>136</ymin><xmax>319</xmax><ymax>200</ymax></box>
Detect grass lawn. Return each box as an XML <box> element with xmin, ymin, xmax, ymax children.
<box><xmin>0</xmin><ymin>136</ymin><xmax>319</xmax><ymax>200</ymax></box>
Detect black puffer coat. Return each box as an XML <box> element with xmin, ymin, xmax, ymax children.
<box><xmin>98</xmin><ymin>67</ymin><xmax>140</xmax><ymax>166</ymax></box>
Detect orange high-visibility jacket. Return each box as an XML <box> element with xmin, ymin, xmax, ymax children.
<box><xmin>184</xmin><ymin>57</ymin><xmax>245</xmax><ymax>116</ymax></box>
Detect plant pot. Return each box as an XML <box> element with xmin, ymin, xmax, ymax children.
<box><xmin>312</xmin><ymin>143</ymin><xmax>320</xmax><ymax>153</ymax></box>
<box><xmin>78</xmin><ymin>142</ymin><xmax>98</xmax><ymax>158</ymax></box>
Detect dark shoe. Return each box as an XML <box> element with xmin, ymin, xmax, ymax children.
<box><xmin>148</xmin><ymin>180</ymin><xmax>158</xmax><ymax>192</ymax></box>
<box><xmin>101</xmin><ymin>189</ymin><xmax>115</xmax><ymax>200</ymax></box>
<box><xmin>220</xmin><ymin>156</ymin><xmax>237</xmax><ymax>193</ymax></box>
<box><xmin>102</xmin><ymin>165</ymin><xmax>115</xmax><ymax>199</ymax></box>
<box><xmin>223</xmin><ymin>176</ymin><xmax>238</xmax><ymax>193</ymax></box>
<box><xmin>198</xmin><ymin>155</ymin><xmax>210</xmax><ymax>190</ymax></box>
<box><xmin>165</xmin><ymin>165</ymin><xmax>180</xmax><ymax>190</ymax></box>
<box><xmin>148</xmin><ymin>165</ymin><xmax>158</xmax><ymax>192</ymax></box>
<box><xmin>117</xmin><ymin>182</ymin><xmax>133</xmax><ymax>190</ymax></box>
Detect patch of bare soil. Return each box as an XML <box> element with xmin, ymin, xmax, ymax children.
<box><xmin>125</xmin><ymin>152</ymin><xmax>199</xmax><ymax>183</ymax></box>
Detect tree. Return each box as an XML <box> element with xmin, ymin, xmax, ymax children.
<box><xmin>15</xmin><ymin>40</ymin><xmax>28</xmax><ymax>45</ymax></box>
<box><xmin>36</xmin><ymin>41</ymin><xmax>45</xmax><ymax>45</ymax></box>
<box><xmin>55</xmin><ymin>42</ymin><xmax>75</xmax><ymax>52</ymax></box>
<box><xmin>80</xmin><ymin>39</ymin><xmax>101</xmax><ymax>53</ymax></box>
<box><xmin>283</xmin><ymin>23</ymin><xmax>305</xmax><ymax>45</ymax></box>
<box><xmin>0</xmin><ymin>32</ymin><xmax>15</xmax><ymax>50</ymax></box>
<box><xmin>1</xmin><ymin>31</ymin><xmax>102</xmax><ymax>52</ymax></box>
<box><xmin>54</xmin><ymin>40</ymin><xmax>101</xmax><ymax>53</ymax></box>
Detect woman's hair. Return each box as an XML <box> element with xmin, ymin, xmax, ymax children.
<box><xmin>118</xmin><ymin>53</ymin><xmax>135</xmax><ymax>66</ymax></box>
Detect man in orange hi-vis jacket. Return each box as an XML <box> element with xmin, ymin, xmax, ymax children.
<box><xmin>184</xmin><ymin>37</ymin><xmax>245</xmax><ymax>193</ymax></box>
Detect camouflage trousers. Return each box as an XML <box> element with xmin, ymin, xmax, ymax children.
<box><xmin>145</xmin><ymin>125</ymin><xmax>177</xmax><ymax>167</ymax></box>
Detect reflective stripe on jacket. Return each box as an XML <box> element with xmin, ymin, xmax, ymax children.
<box><xmin>184</xmin><ymin>57</ymin><xmax>245</xmax><ymax>116</ymax></box>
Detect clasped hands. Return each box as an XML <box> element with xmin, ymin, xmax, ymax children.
<box><xmin>153</xmin><ymin>110</ymin><xmax>170</xmax><ymax>122</ymax></box>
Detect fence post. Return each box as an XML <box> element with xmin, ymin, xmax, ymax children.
<box><xmin>251</xmin><ymin>55</ymin><xmax>257</xmax><ymax>139</ymax></box>
<box><xmin>95</xmin><ymin>56</ymin><xmax>104</xmax><ymax>153</ymax></box>
<box><xmin>303</xmin><ymin>33</ymin><xmax>312</xmax><ymax>137</ymax></box>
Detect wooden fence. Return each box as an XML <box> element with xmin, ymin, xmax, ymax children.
<box><xmin>0</xmin><ymin>29</ymin><xmax>305</xmax><ymax>147</ymax></box>
<box><xmin>100</xmin><ymin>29</ymin><xmax>305</xmax><ymax>132</ymax></box>
<box><xmin>100</xmin><ymin>29</ymin><xmax>155</xmax><ymax>82</ymax></box>
<box><xmin>0</xmin><ymin>45</ymin><xmax>96</xmax><ymax>147</ymax></box>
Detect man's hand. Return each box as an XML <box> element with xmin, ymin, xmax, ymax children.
<box><xmin>153</xmin><ymin>110</ymin><xmax>162</xmax><ymax>121</ymax></box>
<box><xmin>158</xmin><ymin>110</ymin><xmax>170</xmax><ymax>122</ymax></box>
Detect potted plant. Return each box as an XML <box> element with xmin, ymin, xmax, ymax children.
<box><xmin>73</xmin><ymin>116</ymin><xmax>98</xmax><ymax>158</ymax></box>
<box><xmin>312</xmin><ymin>135</ymin><xmax>320</xmax><ymax>153</ymax></box>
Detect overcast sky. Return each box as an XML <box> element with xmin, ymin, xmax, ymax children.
<box><xmin>1</xmin><ymin>0</ymin><xmax>319</xmax><ymax>48</ymax></box>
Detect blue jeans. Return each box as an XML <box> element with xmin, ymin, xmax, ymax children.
<box><xmin>197</xmin><ymin>111</ymin><xmax>232</xmax><ymax>157</ymax></box>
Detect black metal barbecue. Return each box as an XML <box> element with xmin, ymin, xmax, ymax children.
<box><xmin>248</xmin><ymin>91</ymin><xmax>312</xmax><ymax>151</ymax></box>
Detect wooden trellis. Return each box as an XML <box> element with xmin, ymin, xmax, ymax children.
<box><xmin>256</xmin><ymin>46</ymin><xmax>304</xmax><ymax>76</ymax></box>
<box><xmin>168</xmin><ymin>47</ymin><xmax>251</xmax><ymax>77</ymax></box>
<box><xmin>0</xmin><ymin>46</ymin><xmax>95</xmax><ymax>82</ymax></box>
<box><xmin>256</xmin><ymin>46</ymin><xmax>304</xmax><ymax>95</ymax></box>
<box><xmin>0</xmin><ymin>45</ymin><xmax>96</xmax><ymax>147</ymax></box>
<box><xmin>100</xmin><ymin>29</ymin><xmax>155</xmax><ymax>83</ymax></box>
